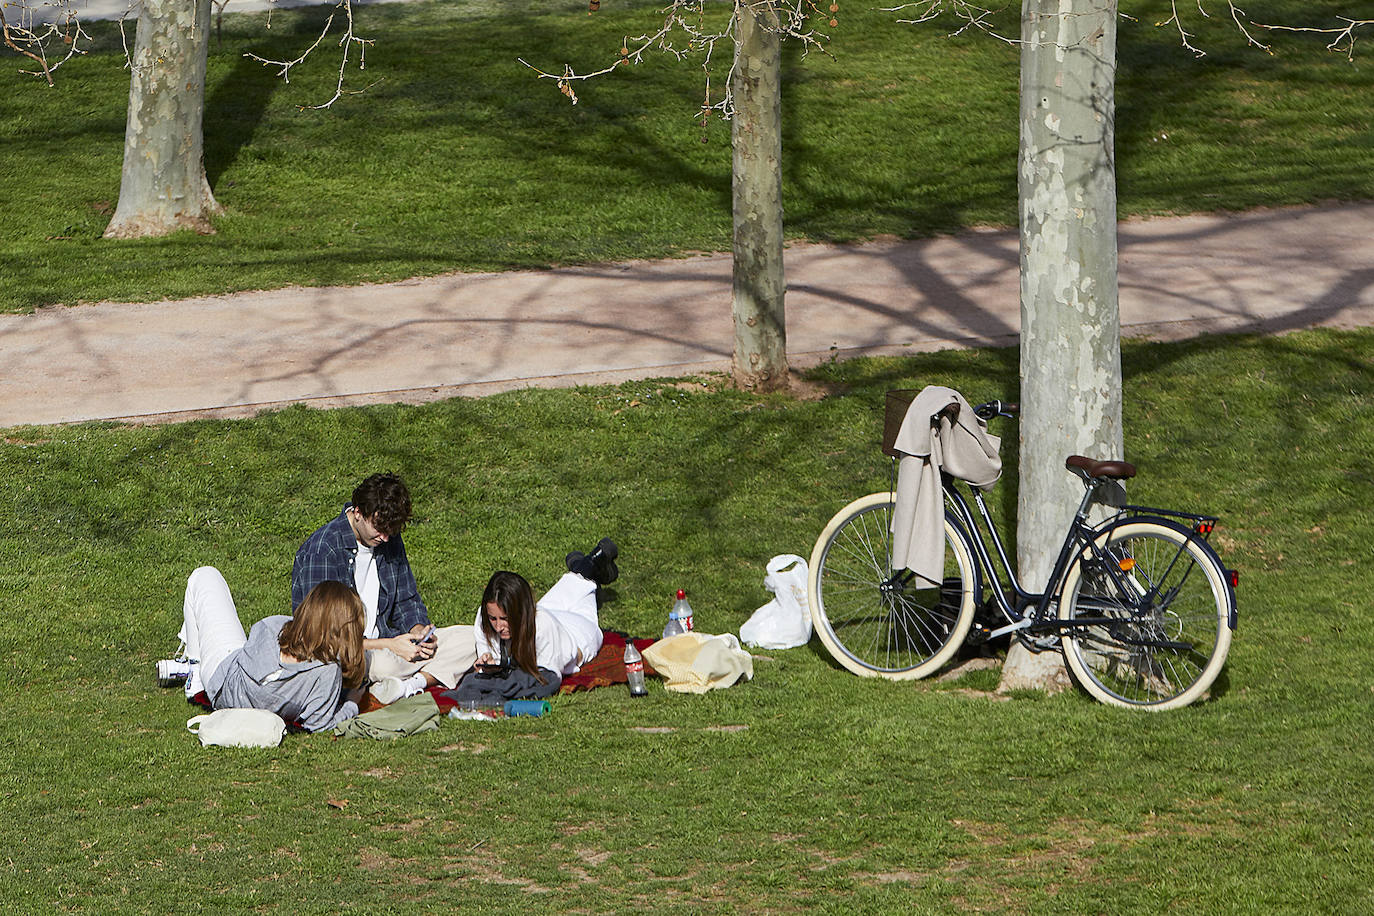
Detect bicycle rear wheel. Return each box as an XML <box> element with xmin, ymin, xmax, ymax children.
<box><xmin>808</xmin><ymin>493</ymin><xmax>977</xmax><ymax>679</ymax></box>
<box><xmin>1059</xmin><ymin>519</ymin><xmax>1233</xmax><ymax>710</ymax></box>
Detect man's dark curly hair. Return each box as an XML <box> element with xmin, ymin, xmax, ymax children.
<box><xmin>351</xmin><ymin>473</ymin><xmax>412</xmax><ymax>536</ymax></box>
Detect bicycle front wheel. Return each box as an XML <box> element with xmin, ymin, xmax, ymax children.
<box><xmin>808</xmin><ymin>493</ymin><xmax>977</xmax><ymax>680</ymax></box>
<box><xmin>1059</xmin><ymin>519</ymin><xmax>1233</xmax><ymax>711</ymax></box>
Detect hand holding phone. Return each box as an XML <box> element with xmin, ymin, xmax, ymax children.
<box><xmin>414</xmin><ymin>624</ymin><xmax>436</xmax><ymax>644</ymax></box>
<box><xmin>474</xmin><ymin>654</ymin><xmax>509</xmax><ymax>677</ymax></box>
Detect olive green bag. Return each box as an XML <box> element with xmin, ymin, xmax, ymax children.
<box><xmin>333</xmin><ymin>691</ymin><xmax>441</xmax><ymax>740</ymax></box>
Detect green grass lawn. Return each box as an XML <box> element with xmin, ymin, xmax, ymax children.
<box><xmin>2</xmin><ymin>328</ymin><xmax>1371</xmax><ymax>912</ymax></box>
<box><xmin>1</xmin><ymin>0</ymin><xmax>1371</xmax><ymax>312</ymax></box>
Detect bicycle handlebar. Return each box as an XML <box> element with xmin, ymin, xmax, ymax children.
<box><xmin>973</xmin><ymin>400</ymin><xmax>1019</xmax><ymax>421</ymax></box>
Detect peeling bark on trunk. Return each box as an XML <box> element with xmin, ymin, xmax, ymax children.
<box><xmin>729</xmin><ymin>1</ymin><xmax>787</xmax><ymax>392</ymax></box>
<box><xmin>104</xmin><ymin>0</ymin><xmax>221</xmax><ymax>239</ymax></box>
<box><xmin>1001</xmin><ymin>0</ymin><xmax>1123</xmax><ymax>694</ymax></box>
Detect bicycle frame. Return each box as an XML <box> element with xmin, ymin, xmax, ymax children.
<box><xmin>939</xmin><ymin>471</ymin><xmax>1230</xmax><ymax>645</ymax></box>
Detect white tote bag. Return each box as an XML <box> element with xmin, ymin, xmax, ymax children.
<box><xmin>187</xmin><ymin>708</ymin><xmax>287</xmax><ymax>748</ymax></box>
<box><xmin>739</xmin><ymin>554</ymin><xmax>812</xmax><ymax>649</ymax></box>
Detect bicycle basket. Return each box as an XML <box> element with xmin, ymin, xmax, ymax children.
<box><xmin>882</xmin><ymin>389</ymin><xmax>919</xmax><ymax>457</ymax></box>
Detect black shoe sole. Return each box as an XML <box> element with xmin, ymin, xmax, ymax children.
<box><xmin>590</xmin><ymin>537</ymin><xmax>618</xmax><ymax>563</ymax></box>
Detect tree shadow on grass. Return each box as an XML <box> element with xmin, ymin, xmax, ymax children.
<box><xmin>203</xmin><ymin>42</ymin><xmax>284</xmax><ymax>188</ymax></box>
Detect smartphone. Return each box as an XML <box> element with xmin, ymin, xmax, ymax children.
<box><xmin>415</xmin><ymin>624</ymin><xmax>436</xmax><ymax>644</ymax></box>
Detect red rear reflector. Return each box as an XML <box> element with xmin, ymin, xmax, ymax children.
<box><xmin>1229</xmin><ymin>569</ymin><xmax>1239</xmax><ymax>588</ymax></box>
<box><xmin>1196</xmin><ymin>520</ymin><xmax>1215</xmax><ymax>534</ymax></box>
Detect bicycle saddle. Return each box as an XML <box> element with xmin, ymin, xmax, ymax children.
<box><xmin>1066</xmin><ymin>455</ymin><xmax>1137</xmax><ymax>479</ymax></box>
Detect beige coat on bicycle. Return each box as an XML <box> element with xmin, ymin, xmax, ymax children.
<box><xmin>891</xmin><ymin>386</ymin><xmax>1003</xmax><ymax>584</ymax></box>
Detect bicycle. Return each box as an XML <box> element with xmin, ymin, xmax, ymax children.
<box><xmin>806</xmin><ymin>390</ymin><xmax>1239</xmax><ymax>711</ymax></box>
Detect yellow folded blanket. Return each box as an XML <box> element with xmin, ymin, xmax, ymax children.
<box><xmin>642</xmin><ymin>632</ymin><xmax>754</xmax><ymax>694</ymax></box>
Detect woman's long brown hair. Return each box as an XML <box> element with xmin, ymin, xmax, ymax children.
<box><xmin>279</xmin><ymin>580</ymin><xmax>367</xmax><ymax>689</ymax></box>
<box><xmin>479</xmin><ymin>570</ymin><xmax>545</xmax><ymax>683</ymax></box>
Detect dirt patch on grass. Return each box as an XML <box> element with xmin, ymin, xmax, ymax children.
<box><xmin>935</xmin><ymin>657</ymin><xmax>1002</xmax><ymax>683</ymax></box>
<box><xmin>543</xmin><ymin>841</ymin><xmax>615</xmax><ymax>884</ymax></box>
<box><xmin>948</xmin><ymin>688</ymin><xmax>1013</xmax><ymax>701</ymax></box>
<box><xmin>575</xmin><ymin>848</ymin><xmax>611</xmax><ymax>866</ymax></box>
<box><xmin>439</xmin><ymin>851</ymin><xmax>555</xmax><ymax>893</ymax></box>
<box><xmin>869</xmin><ymin>869</ymin><xmax>931</xmax><ymax>884</ymax></box>
<box><xmin>373</xmin><ymin>818</ymin><xmax>433</xmax><ymax>835</ymax></box>
<box><xmin>669</xmin><ymin>379</ymin><xmax>726</xmax><ymax>394</ymax></box>
<box><xmin>436</xmin><ymin>742</ymin><xmax>489</xmax><ymax>754</ymax></box>
<box><xmin>785</xmin><ymin>372</ymin><xmax>835</xmax><ymax>401</ymax></box>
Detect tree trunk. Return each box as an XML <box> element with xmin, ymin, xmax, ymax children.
<box><xmin>1001</xmin><ymin>0</ymin><xmax>1122</xmax><ymax>694</ymax></box>
<box><xmin>729</xmin><ymin>1</ymin><xmax>787</xmax><ymax>392</ymax></box>
<box><xmin>104</xmin><ymin>0</ymin><xmax>221</xmax><ymax>239</ymax></box>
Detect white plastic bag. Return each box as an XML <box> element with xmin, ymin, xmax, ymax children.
<box><xmin>186</xmin><ymin>708</ymin><xmax>287</xmax><ymax>748</ymax></box>
<box><xmin>739</xmin><ymin>554</ymin><xmax>812</xmax><ymax>649</ymax></box>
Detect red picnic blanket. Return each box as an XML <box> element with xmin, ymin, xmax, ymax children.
<box><xmin>191</xmin><ymin>630</ymin><xmax>658</xmax><ymax>718</ymax></box>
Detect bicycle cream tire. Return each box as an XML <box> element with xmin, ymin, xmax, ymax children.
<box><xmin>808</xmin><ymin>492</ymin><xmax>977</xmax><ymax>680</ymax></box>
<box><xmin>1059</xmin><ymin>519</ymin><xmax>1233</xmax><ymax>711</ymax></box>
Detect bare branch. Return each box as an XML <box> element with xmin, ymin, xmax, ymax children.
<box><xmin>1156</xmin><ymin>0</ymin><xmax>1207</xmax><ymax>57</ymax></box>
<box><xmin>1154</xmin><ymin>3</ymin><xmax>1371</xmax><ymax>60</ymax></box>
<box><xmin>522</xmin><ymin>0</ymin><xmax>838</xmax><ymax>120</ymax></box>
<box><xmin>1151</xmin><ymin>0</ymin><xmax>1268</xmax><ymax>57</ymax></box>
<box><xmin>879</xmin><ymin>0</ymin><xmax>1019</xmax><ymax>45</ymax></box>
<box><xmin>1223</xmin><ymin>1</ymin><xmax>1272</xmax><ymax>54</ymax></box>
<box><xmin>880</xmin><ymin>0</ymin><xmax>1368</xmax><ymax>64</ymax></box>
<box><xmin>246</xmin><ymin>8</ymin><xmax>337</xmax><ymax>82</ymax></box>
<box><xmin>243</xmin><ymin>0</ymin><xmax>378</xmax><ymax>109</ymax></box>
<box><xmin>118</xmin><ymin>8</ymin><xmax>133</xmax><ymax>67</ymax></box>
<box><xmin>1</xmin><ymin>0</ymin><xmax>94</xmax><ymax>84</ymax></box>
<box><xmin>1251</xmin><ymin>16</ymin><xmax>1373</xmax><ymax>61</ymax></box>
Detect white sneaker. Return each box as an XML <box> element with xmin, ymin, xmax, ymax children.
<box><xmin>184</xmin><ymin>662</ymin><xmax>204</xmax><ymax>699</ymax></box>
<box><xmin>156</xmin><ymin>658</ymin><xmax>193</xmax><ymax>688</ymax></box>
<box><xmin>370</xmin><ymin>676</ymin><xmax>407</xmax><ymax>705</ymax></box>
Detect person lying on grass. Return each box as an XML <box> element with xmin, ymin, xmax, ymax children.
<box><xmin>448</xmin><ymin>539</ymin><xmax>618</xmax><ymax>704</ymax></box>
<box><xmin>158</xmin><ymin>568</ymin><xmax>366</xmax><ymax>733</ymax></box>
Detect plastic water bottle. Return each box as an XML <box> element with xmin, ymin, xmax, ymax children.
<box><xmin>623</xmin><ymin>642</ymin><xmax>648</xmax><ymax>698</ymax></box>
<box><xmin>662</xmin><ymin>588</ymin><xmax>693</xmax><ymax>638</ymax></box>
<box><xmin>661</xmin><ymin>611</ymin><xmax>685</xmax><ymax>639</ymax></box>
<box><xmin>675</xmin><ymin>589</ymin><xmax>694</xmax><ymax>632</ymax></box>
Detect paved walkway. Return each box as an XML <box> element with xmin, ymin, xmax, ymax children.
<box><xmin>19</xmin><ymin>0</ymin><xmax>411</xmax><ymax>26</ymax></box>
<box><xmin>3</xmin><ymin>202</ymin><xmax>1372</xmax><ymax>428</ymax></box>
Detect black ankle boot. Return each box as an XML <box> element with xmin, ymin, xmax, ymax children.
<box><xmin>565</xmin><ymin>551</ymin><xmax>589</xmax><ymax>576</ymax></box>
<box><xmin>567</xmin><ymin>538</ymin><xmax>618</xmax><ymax>585</ymax></box>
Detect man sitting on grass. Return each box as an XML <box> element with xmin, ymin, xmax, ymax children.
<box><xmin>292</xmin><ymin>472</ymin><xmax>475</xmax><ymax>705</ymax></box>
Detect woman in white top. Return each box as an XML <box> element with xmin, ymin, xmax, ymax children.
<box><xmin>453</xmin><ymin>539</ymin><xmax>617</xmax><ymax>702</ymax></box>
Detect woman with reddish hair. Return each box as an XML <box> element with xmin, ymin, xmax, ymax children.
<box><xmin>158</xmin><ymin>568</ymin><xmax>367</xmax><ymax>732</ymax></box>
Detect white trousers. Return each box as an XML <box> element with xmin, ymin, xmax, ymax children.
<box><xmin>366</xmin><ymin>624</ymin><xmax>478</xmax><ymax>688</ymax></box>
<box><xmin>179</xmin><ymin>566</ymin><xmax>248</xmax><ymax>698</ymax></box>
<box><xmin>182</xmin><ymin>566</ymin><xmax>477</xmax><ymax>692</ymax></box>
<box><xmin>537</xmin><ymin>572</ymin><xmax>603</xmax><ymax>665</ymax></box>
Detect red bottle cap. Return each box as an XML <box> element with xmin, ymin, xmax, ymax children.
<box><xmin>676</xmin><ymin>589</ymin><xmax>686</xmax><ymax>599</ymax></box>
